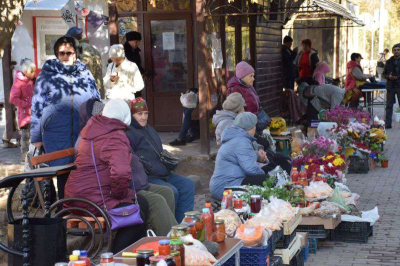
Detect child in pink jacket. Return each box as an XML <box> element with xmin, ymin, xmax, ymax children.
<box><xmin>10</xmin><ymin>58</ymin><xmax>36</xmax><ymax>160</ymax></box>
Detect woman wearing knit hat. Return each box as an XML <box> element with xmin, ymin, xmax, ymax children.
<box><xmin>210</xmin><ymin>112</ymin><xmax>273</xmax><ymax>200</ymax></box>
<box><xmin>212</xmin><ymin>92</ymin><xmax>246</xmax><ymax>146</ymax></box>
<box><xmin>227</xmin><ymin>61</ymin><xmax>259</xmax><ymax>115</ymax></box>
<box><xmin>126</xmin><ymin>98</ymin><xmax>195</xmax><ymax>223</ymax></box>
<box><xmin>103</xmin><ymin>44</ymin><xmax>144</xmax><ymax>100</ymax></box>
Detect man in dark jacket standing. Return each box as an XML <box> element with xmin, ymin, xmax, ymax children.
<box><xmin>383</xmin><ymin>43</ymin><xmax>400</xmax><ymax>128</ymax></box>
<box><xmin>282</xmin><ymin>36</ymin><xmax>298</xmax><ymax>90</ymax></box>
<box><xmin>124</xmin><ymin>31</ymin><xmax>144</xmax><ymax>74</ymax></box>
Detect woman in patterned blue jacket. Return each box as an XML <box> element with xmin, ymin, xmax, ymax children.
<box><xmin>30</xmin><ymin>36</ymin><xmax>100</xmax><ymax>198</ymax></box>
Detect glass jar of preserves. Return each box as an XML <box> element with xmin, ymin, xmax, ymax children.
<box><xmin>182</xmin><ymin>211</ymin><xmax>204</xmax><ymax>241</ymax></box>
<box><xmin>186</xmin><ymin>222</ymin><xmax>197</xmax><ymax>239</ymax></box>
<box><xmin>291</xmin><ymin>185</ymin><xmax>306</xmax><ymax>208</ymax></box>
<box><xmin>170</xmin><ymin>239</ymin><xmax>185</xmax><ymax>266</ymax></box>
<box><xmin>136</xmin><ymin>250</ymin><xmax>154</xmax><ymax>266</ymax></box>
<box><xmin>170</xmin><ymin>225</ymin><xmax>189</xmax><ymax>240</ymax></box>
<box><xmin>170</xmin><ymin>251</ymin><xmax>181</xmax><ymax>266</ymax></box>
<box><xmin>158</xmin><ymin>239</ymin><xmax>171</xmax><ymax>256</ymax></box>
<box><xmin>100</xmin><ymin>252</ymin><xmax>114</xmax><ymax>266</ymax></box>
<box><xmin>213</xmin><ymin>219</ymin><xmax>226</xmax><ymax>243</ymax></box>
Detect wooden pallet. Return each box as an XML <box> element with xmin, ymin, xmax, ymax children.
<box><xmin>66</xmin><ymin>216</ymin><xmax>106</xmax><ymax>229</ymax></box>
<box><xmin>274</xmin><ymin>235</ymin><xmax>301</xmax><ymax>265</ymax></box>
<box><xmin>283</xmin><ymin>212</ymin><xmax>302</xmax><ymax>235</ymax></box>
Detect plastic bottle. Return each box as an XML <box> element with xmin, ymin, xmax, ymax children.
<box><xmin>221</xmin><ymin>191</ymin><xmax>229</xmax><ymax>210</ymax></box>
<box><xmin>201</xmin><ymin>208</ymin><xmax>213</xmax><ymax>241</ymax></box>
<box><xmin>72</xmin><ymin>250</ymin><xmax>80</xmax><ymax>257</ymax></box>
<box><xmin>78</xmin><ymin>250</ymin><xmax>91</xmax><ymax>266</ymax></box>
<box><xmin>227</xmin><ymin>190</ymin><xmax>233</xmax><ymax>209</ymax></box>
<box><xmin>205</xmin><ymin>202</ymin><xmax>214</xmax><ymax>222</ymax></box>
<box><xmin>68</xmin><ymin>255</ymin><xmax>79</xmax><ymax>266</ymax></box>
<box><xmin>291</xmin><ymin>168</ymin><xmax>299</xmax><ymax>183</ymax></box>
<box><xmin>300</xmin><ymin>166</ymin><xmax>307</xmax><ymax>181</ymax></box>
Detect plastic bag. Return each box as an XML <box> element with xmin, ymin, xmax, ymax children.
<box><xmin>334</xmin><ymin>182</ymin><xmax>352</xmax><ymax>198</ymax></box>
<box><xmin>214</xmin><ymin>209</ymin><xmax>242</xmax><ymax>237</ymax></box>
<box><xmin>329</xmin><ymin>188</ymin><xmax>351</xmax><ymax>211</ymax></box>
<box><xmin>304</xmin><ymin>181</ymin><xmax>334</xmax><ymax>199</ymax></box>
<box><xmin>246</xmin><ymin>215</ymin><xmax>282</xmax><ymax>231</ymax></box>
<box><xmin>180</xmin><ymin>91</ymin><xmax>198</xmax><ymax>108</ymax></box>
<box><xmin>180</xmin><ymin>234</ymin><xmax>207</xmax><ymax>252</ymax></box>
<box><xmin>235</xmin><ymin>224</ymin><xmax>269</xmax><ymax>247</ymax></box>
<box><xmin>185</xmin><ymin>245</ymin><xmax>216</xmax><ymax>266</ymax></box>
<box><xmin>341</xmin><ymin>207</ymin><xmax>380</xmax><ymax>225</ymax></box>
<box><xmin>267</xmin><ymin>196</ymin><xmax>297</xmax><ymax>221</ymax></box>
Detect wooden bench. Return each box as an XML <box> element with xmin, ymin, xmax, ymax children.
<box><xmin>30</xmin><ymin>148</ymin><xmax>107</xmax><ymax>230</ymax></box>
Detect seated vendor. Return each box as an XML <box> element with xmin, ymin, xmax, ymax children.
<box><xmin>303</xmin><ymin>84</ymin><xmax>346</xmax><ymax>124</ymax></box>
<box><xmin>213</xmin><ymin>93</ymin><xmax>292</xmax><ymax>175</ymax></box>
<box><xmin>210</xmin><ymin>112</ymin><xmax>272</xmax><ymax>200</ymax></box>
<box><xmin>345</xmin><ymin>53</ymin><xmax>374</xmax><ymax>108</ymax></box>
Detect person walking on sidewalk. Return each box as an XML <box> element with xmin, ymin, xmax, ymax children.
<box><xmin>384</xmin><ymin>44</ymin><xmax>400</xmax><ymax>128</ymax></box>
<box><xmin>10</xmin><ymin>58</ymin><xmax>36</xmax><ymax>161</ymax></box>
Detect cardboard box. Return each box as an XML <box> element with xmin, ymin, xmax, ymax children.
<box><xmin>299</xmin><ymin>215</ymin><xmax>342</xmax><ymax>229</ymax></box>
<box><xmin>296</xmin><ymin>232</ymin><xmax>308</xmax><ymax>247</ymax></box>
<box><xmin>307</xmin><ymin>127</ymin><xmax>319</xmax><ymax>139</ymax></box>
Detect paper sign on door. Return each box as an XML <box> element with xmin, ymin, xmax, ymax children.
<box><xmin>162</xmin><ymin>32</ymin><xmax>175</xmax><ymax>50</ymax></box>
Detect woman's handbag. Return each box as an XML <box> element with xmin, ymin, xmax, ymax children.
<box><xmin>91</xmin><ymin>141</ymin><xmax>143</xmax><ymax>230</ymax></box>
<box><xmin>145</xmin><ymin>139</ymin><xmax>179</xmax><ymax>171</ymax></box>
<box><xmin>256</xmin><ymin>108</ymin><xmax>272</xmax><ymax>132</ymax></box>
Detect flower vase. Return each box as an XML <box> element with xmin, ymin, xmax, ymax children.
<box><xmin>381</xmin><ymin>160</ymin><xmax>388</xmax><ymax>168</ymax></box>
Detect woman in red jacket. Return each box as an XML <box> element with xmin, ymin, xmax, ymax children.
<box><xmin>65</xmin><ymin>99</ymin><xmax>148</xmax><ymax>253</ymax></box>
<box><xmin>10</xmin><ymin>58</ymin><xmax>36</xmax><ymax>161</ymax></box>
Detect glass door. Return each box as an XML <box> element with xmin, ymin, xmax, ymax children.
<box><xmin>144</xmin><ymin>13</ymin><xmax>193</xmax><ymax>131</ymax></box>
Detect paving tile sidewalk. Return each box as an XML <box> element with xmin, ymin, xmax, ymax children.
<box><xmin>306</xmin><ymin>122</ymin><xmax>400</xmax><ymax>266</ymax></box>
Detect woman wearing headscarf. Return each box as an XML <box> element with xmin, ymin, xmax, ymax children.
<box><xmin>65</xmin><ymin>99</ymin><xmax>149</xmax><ymax>253</ymax></box>
<box><xmin>10</xmin><ymin>58</ymin><xmax>36</xmax><ymax>161</ymax></box>
<box><xmin>126</xmin><ymin>98</ymin><xmax>195</xmax><ymax>223</ymax></box>
<box><xmin>30</xmin><ymin>36</ymin><xmax>100</xmax><ymax>198</ymax></box>
<box><xmin>103</xmin><ymin>44</ymin><xmax>144</xmax><ymax>100</ymax></box>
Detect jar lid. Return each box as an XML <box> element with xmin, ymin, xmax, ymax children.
<box><xmin>73</xmin><ymin>261</ymin><xmax>86</xmax><ymax>266</ymax></box>
<box><xmin>172</xmin><ymin>225</ymin><xmax>188</xmax><ymax>230</ymax></box>
<box><xmin>137</xmin><ymin>249</ymin><xmax>154</xmax><ymax>255</ymax></box>
<box><xmin>250</xmin><ymin>195</ymin><xmax>261</xmax><ymax>198</ymax></box>
<box><xmin>69</xmin><ymin>255</ymin><xmax>78</xmax><ymax>261</ymax></box>
<box><xmin>101</xmin><ymin>252</ymin><xmax>114</xmax><ymax>259</ymax></box>
<box><xmin>205</xmin><ymin>203</ymin><xmax>211</xmax><ymax>208</ymax></box>
<box><xmin>170</xmin><ymin>251</ymin><xmax>180</xmax><ymax>256</ymax></box>
<box><xmin>185</xmin><ymin>211</ymin><xmax>200</xmax><ymax>216</ymax></box>
<box><xmin>159</xmin><ymin>239</ymin><xmax>170</xmax><ymax>245</ymax></box>
<box><xmin>215</xmin><ymin>219</ymin><xmax>225</xmax><ymax>224</ymax></box>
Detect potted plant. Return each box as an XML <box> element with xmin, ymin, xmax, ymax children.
<box><xmin>378</xmin><ymin>154</ymin><xmax>389</xmax><ymax>168</ymax></box>
<box><xmin>395</xmin><ymin>108</ymin><xmax>400</xmax><ymax>122</ymax></box>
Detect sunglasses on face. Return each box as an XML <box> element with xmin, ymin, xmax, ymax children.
<box><xmin>58</xmin><ymin>51</ymin><xmax>75</xmax><ymax>57</ymax></box>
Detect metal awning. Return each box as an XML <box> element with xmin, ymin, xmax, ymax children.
<box><xmin>313</xmin><ymin>0</ymin><xmax>364</xmax><ymax>25</ymax></box>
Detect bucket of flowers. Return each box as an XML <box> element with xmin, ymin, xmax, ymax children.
<box><xmin>268</xmin><ymin>117</ymin><xmax>286</xmax><ymax>135</ymax></box>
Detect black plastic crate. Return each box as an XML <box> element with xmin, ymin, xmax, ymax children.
<box><xmin>330</xmin><ymin>222</ymin><xmax>373</xmax><ymax>243</ymax></box>
<box><xmin>276</xmin><ymin>229</ymin><xmax>297</xmax><ymax>249</ymax></box>
<box><xmin>290</xmin><ymin>249</ymin><xmax>304</xmax><ymax>266</ymax></box>
<box><xmin>269</xmin><ymin>229</ymin><xmax>284</xmax><ymax>252</ymax></box>
<box><xmin>271</xmin><ymin>255</ymin><xmax>283</xmax><ymax>266</ymax></box>
<box><xmin>348</xmin><ymin>155</ymin><xmax>369</xmax><ymax>174</ymax></box>
<box><xmin>296</xmin><ymin>225</ymin><xmax>329</xmax><ymax>239</ymax></box>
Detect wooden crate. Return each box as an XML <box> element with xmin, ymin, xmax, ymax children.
<box><xmin>283</xmin><ymin>212</ymin><xmax>302</xmax><ymax>235</ymax></box>
<box><xmin>274</xmin><ymin>235</ymin><xmax>301</xmax><ymax>265</ymax></box>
